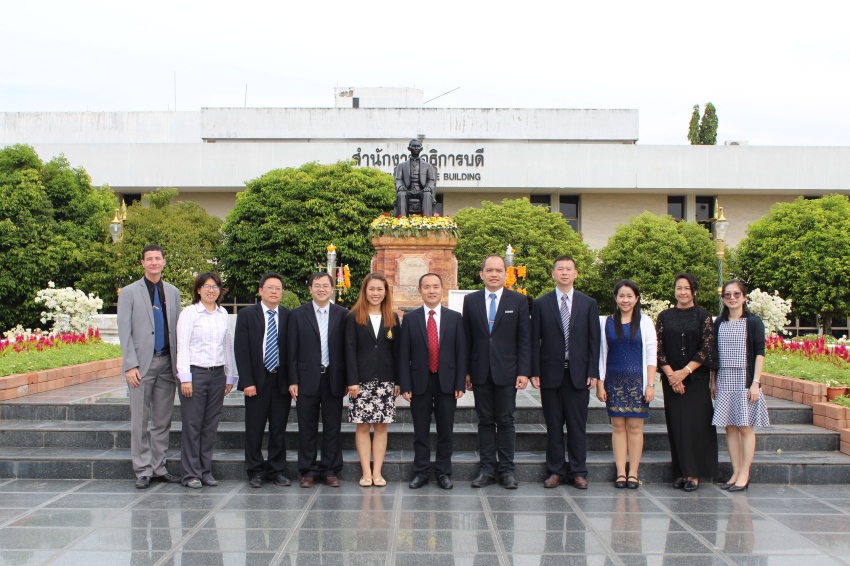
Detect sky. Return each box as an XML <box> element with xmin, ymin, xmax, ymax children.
<box><xmin>2</xmin><ymin>0</ymin><xmax>848</xmax><ymax>146</ymax></box>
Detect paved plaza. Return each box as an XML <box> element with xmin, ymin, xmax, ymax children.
<box><xmin>0</xmin><ymin>478</ymin><xmax>850</xmax><ymax>565</ymax></box>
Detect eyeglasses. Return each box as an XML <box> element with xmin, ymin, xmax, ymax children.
<box><xmin>201</xmin><ymin>285</ymin><xmax>221</xmax><ymax>291</ymax></box>
<box><xmin>262</xmin><ymin>286</ymin><xmax>283</xmax><ymax>292</ymax></box>
<box><xmin>723</xmin><ymin>292</ymin><xmax>743</xmax><ymax>299</ymax></box>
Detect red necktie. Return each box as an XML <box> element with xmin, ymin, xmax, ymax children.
<box><xmin>427</xmin><ymin>309</ymin><xmax>439</xmax><ymax>373</ymax></box>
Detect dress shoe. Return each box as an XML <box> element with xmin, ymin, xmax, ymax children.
<box><xmin>728</xmin><ymin>482</ymin><xmax>749</xmax><ymax>492</ymax></box>
<box><xmin>614</xmin><ymin>475</ymin><xmax>627</xmax><ymax>489</ymax></box>
<box><xmin>568</xmin><ymin>477</ymin><xmax>589</xmax><ymax>490</ymax></box>
<box><xmin>249</xmin><ymin>476</ymin><xmax>264</xmax><ymax>488</ymax></box>
<box><xmin>683</xmin><ymin>480</ymin><xmax>699</xmax><ymax>492</ymax></box>
<box><xmin>299</xmin><ymin>476</ymin><xmax>315</xmax><ymax>489</ymax></box>
<box><xmin>323</xmin><ymin>475</ymin><xmax>341</xmax><ymax>487</ymax></box>
<box><xmin>437</xmin><ymin>474</ymin><xmax>453</xmax><ymax>489</ymax></box>
<box><xmin>500</xmin><ymin>474</ymin><xmax>518</xmax><ymax>489</ymax></box>
<box><xmin>470</xmin><ymin>474</ymin><xmax>496</xmax><ymax>488</ymax></box>
<box><xmin>135</xmin><ymin>476</ymin><xmax>151</xmax><ymax>489</ymax></box>
<box><xmin>202</xmin><ymin>477</ymin><xmax>219</xmax><ymax>487</ymax></box>
<box><xmin>152</xmin><ymin>473</ymin><xmax>181</xmax><ymax>484</ymax></box>
<box><xmin>543</xmin><ymin>474</ymin><xmax>561</xmax><ymax>488</ymax></box>
<box><xmin>408</xmin><ymin>476</ymin><xmax>429</xmax><ymax>489</ymax></box>
<box><xmin>627</xmin><ymin>476</ymin><xmax>640</xmax><ymax>489</ymax></box>
<box><xmin>672</xmin><ymin>477</ymin><xmax>686</xmax><ymax>489</ymax></box>
<box><xmin>272</xmin><ymin>475</ymin><xmax>291</xmax><ymax>487</ymax></box>
<box><xmin>185</xmin><ymin>478</ymin><xmax>202</xmax><ymax>489</ymax></box>
<box><xmin>719</xmin><ymin>482</ymin><xmax>734</xmax><ymax>490</ymax></box>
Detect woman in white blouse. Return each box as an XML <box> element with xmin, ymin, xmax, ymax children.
<box><xmin>596</xmin><ymin>280</ymin><xmax>657</xmax><ymax>489</ymax></box>
<box><xmin>176</xmin><ymin>272</ymin><xmax>237</xmax><ymax>489</ymax></box>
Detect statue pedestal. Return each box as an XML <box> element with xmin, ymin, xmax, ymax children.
<box><xmin>371</xmin><ymin>235</ymin><xmax>458</xmax><ymax>313</ymax></box>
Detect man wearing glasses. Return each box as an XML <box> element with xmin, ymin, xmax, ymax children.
<box><xmin>234</xmin><ymin>273</ymin><xmax>292</xmax><ymax>488</ymax></box>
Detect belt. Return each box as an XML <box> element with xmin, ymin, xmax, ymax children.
<box><xmin>153</xmin><ymin>349</ymin><xmax>170</xmax><ymax>357</ymax></box>
<box><xmin>320</xmin><ymin>365</ymin><xmax>328</xmax><ymax>374</ymax></box>
<box><xmin>190</xmin><ymin>365</ymin><xmax>224</xmax><ymax>372</ymax></box>
<box><xmin>564</xmin><ymin>360</ymin><xmax>570</xmax><ymax>369</ymax></box>
<box><xmin>266</xmin><ymin>368</ymin><xmax>278</xmax><ymax>374</ymax></box>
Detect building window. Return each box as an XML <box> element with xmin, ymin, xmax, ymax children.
<box><xmin>559</xmin><ymin>196</ymin><xmax>579</xmax><ymax>232</ymax></box>
<box><xmin>122</xmin><ymin>193</ymin><xmax>142</xmax><ymax>206</ymax></box>
<box><xmin>530</xmin><ymin>195</ymin><xmax>551</xmax><ymax>210</ymax></box>
<box><xmin>434</xmin><ymin>193</ymin><xmax>443</xmax><ymax>216</ymax></box>
<box><xmin>695</xmin><ymin>196</ymin><xmax>715</xmax><ymax>233</ymax></box>
<box><xmin>667</xmin><ymin>196</ymin><xmax>685</xmax><ymax>221</ymax></box>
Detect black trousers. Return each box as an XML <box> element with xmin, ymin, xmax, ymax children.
<box><xmin>541</xmin><ymin>366</ymin><xmax>589</xmax><ymax>480</ymax></box>
<box><xmin>244</xmin><ymin>371</ymin><xmax>290</xmax><ymax>478</ymax></box>
<box><xmin>296</xmin><ymin>372</ymin><xmax>343</xmax><ymax>478</ymax></box>
<box><xmin>410</xmin><ymin>372</ymin><xmax>457</xmax><ymax>478</ymax></box>
<box><xmin>473</xmin><ymin>374</ymin><xmax>517</xmax><ymax>476</ymax></box>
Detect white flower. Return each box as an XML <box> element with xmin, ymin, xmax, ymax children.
<box><xmin>746</xmin><ymin>288</ymin><xmax>792</xmax><ymax>335</ymax></box>
<box><xmin>641</xmin><ymin>295</ymin><xmax>672</xmax><ymax>323</ymax></box>
<box><xmin>33</xmin><ymin>285</ymin><xmax>104</xmax><ymax>334</ymax></box>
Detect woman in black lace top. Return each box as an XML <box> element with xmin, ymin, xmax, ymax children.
<box><xmin>655</xmin><ymin>273</ymin><xmax>718</xmax><ymax>492</ymax></box>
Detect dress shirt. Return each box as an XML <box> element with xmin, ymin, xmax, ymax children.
<box><xmin>555</xmin><ymin>287</ymin><xmax>574</xmax><ymax>360</ymax></box>
<box><xmin>369</xmin><ymin>314</ymin><xmax>382</xmax><ymax>338</ymax></box>
<box><xmin>483</xmin><ymin>286</ymin><xmax>504</xmax><ymax>312</ymax></box>
<box><xmin>143</xmin><ymin>277</ymin><xmax>170</xmax><ymax>349</ymax></box>
<box><xmin>423</xmin><ymin>304</ymin><xmax>442</xmax><ymax>341</ymax></box>
<box><xmin>260</xmin><ymin>301</ymin><xmax>279</xmax><ymax>362</ymax></box>
<box><xmin>176</xmin><ymin>302</ymin><xmax>237</xmax><ymax>384</ymax></box>
<box><xmin>313</xmin><ymin>301</ymin><xmax>331</xmax><ymax>366</ymax></box>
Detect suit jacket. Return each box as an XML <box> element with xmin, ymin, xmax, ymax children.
<box><xmin>234</xmin><ymin>303</ymin><xmax>290</xmax><ymax>395</ymax></box>
<box><xmin>117</xmin><ymin>277</ymin><xmax>181</xmax><ymax>377</ymax></box>
<box><xmin>398</xmin><ymin>306</ymin><xmax>467</xmax><ymax>396</ymax></box>
<box><xmin>531</xmin><ymin>289</ymin><xmax>600</xmax><ymax>389</ymax></box>
<box><xmin>394</xmin><ymin>158</ymin><xmax>437</xmax><ymax>194</ymax></box>
<box><xmin>287</xmin><ymin>302</ymin><xmax>349</xmax><ymax>397</ymax></box>
<box><xmin>344</xmin><ymin>312</ymin><xmax>400</xmax><ymax>384</ymax></box>
<box><xmin>463</xmin><ymin>289</ymin><xmax>531</xmax><ymax>386</ymax></box>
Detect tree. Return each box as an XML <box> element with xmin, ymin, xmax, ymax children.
<box><xmin>80</xmin><ymin>188</ymin><xmax>225</xmax><ymax>305</ymax></box>
<box><xmin>597</xmin><ymin>212</ymin><xmax>718</xmax><ymax>313</ymax></box>
<box><xmin>687</xmin><ymin>102</ymin><xmax>719</xmax><ymax>145</ymax></box>
<box><xmin>735</xmin><ymin>195</ymin><xmax>850</xmax><ymax>335</ymax></box>
<box><xmin>453</xmin><ymin>198</ymin><xmax>599</xmax><ymax>299</ymax></box>
<box><xmin>687</xmin><ymin>105</ymin><xmax>701</xmax><ymax>145</ymax></box>
<box><xmin>0</xmin><ymin>145</ymin><xmax>114</xmax><ymax>330</ymax></box>
<box><xmin>220</xmin><ymin>161</ymin><xmax>395</xmax><ymax>304</ymax></box>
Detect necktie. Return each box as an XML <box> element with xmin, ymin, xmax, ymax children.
<box><xmin>319</xmin><ymin>309</ymin><xmax>330</xmax><ymax>367</ymax></box>
<box><xmin>263</xmin><ymin>309</ymin><xmax>278</xmax><ymax>372</ymax></box>
<box><xmin>488</xmin><ymin>293</ymin><xmax>497</xmax><ymax>333</ymax></box>
<box><xmin>560</xmin><ymin>295</ymin><xmax>571</xmax><ymax>360</ymax></box>
<box><xmin>152</xmin><ymin>284</ymin><xmax>165</xmax><ymax>352</ymax></box>
<box><xmin>427</xmin><ymin>310</ymin><xmax>439</xmax><ymax>373</ymax></box>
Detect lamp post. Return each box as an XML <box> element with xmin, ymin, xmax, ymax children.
<box><xmin>714</xmin><ymin>205</ymin><xmax>730</xmax><ymax>316</ymax></box>
<box><xmin>505</xmin><ymin>244</ymin><xmax>515</xmax><ymax>268</ymax></box>
<box><xmin>108</xmin><ymin>201</ymin><xmax>127</xmax><ymax>243</ymax></box>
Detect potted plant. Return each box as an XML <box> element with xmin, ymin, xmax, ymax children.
<box><xmin>826</xmin><ymin>380</ymin><xmax>849</xmax><ymax>401</ymax></box>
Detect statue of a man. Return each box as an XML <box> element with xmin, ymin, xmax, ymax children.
<box><xmin>394</xmin><ymin>139</ymin><xmax>436</xmax><ymax>216</ymax></box>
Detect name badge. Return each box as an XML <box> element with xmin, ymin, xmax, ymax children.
<box><xmin>505</xmin><ymin>310</ymin><xmax>514</xmax><ymax>314</ymax></box>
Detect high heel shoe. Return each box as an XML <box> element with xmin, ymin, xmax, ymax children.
<box><xmin>728</xmin><ymin>481</ymin><xmax>749</xmax><ymax>492</ymax></box>
<box><xmin>719</xmin><ymin>481</ymin><xmax>735</xmax><ymax>490</ymax></box>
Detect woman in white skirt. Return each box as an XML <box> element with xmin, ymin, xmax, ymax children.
<box><xmin>711</xmin><ymin>280</ymin><xmax>769</xmax><ymax>492</ymax></box>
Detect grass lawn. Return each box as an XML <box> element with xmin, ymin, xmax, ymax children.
<box><xmin>764</xmin><ymin>351</ymin><xmax>850</xmax><ymax>386</ymax></box>
<box><xmin>0</xmin><ymin>342</ymin><xmax>122</xmax><ymax>377</ymax></box>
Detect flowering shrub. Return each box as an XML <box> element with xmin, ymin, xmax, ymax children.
<box><xmin>369</xmin><ymin>213</ymin><xmax>459</xmax><ymax>239</ymax></box>
<box><xmin>0</xmin><ymin>328</ymin><xmax>102</xmax><ymax>357</ymax></box>
<box><xmin>746</xmin><ymin>289</ymin><xmax>792</xmax><ymax>335</ymax></box>
<box><xmin>640</xmin><ymin>295</ymin><xmax>673</xmax><ymax>323</ymax></box>
<box><xmin>34</xmin><ymin>283</ymin><xmax>104</xmax><ymax>334</ymax></box>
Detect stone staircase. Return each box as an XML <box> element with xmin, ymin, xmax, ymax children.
<box><xmin>1</xmin><ymin>381</ymin><xmax>849</xmax><ymax>484</ymax></box>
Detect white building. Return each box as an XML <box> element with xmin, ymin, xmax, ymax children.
<box><xmin>2</xmin><ymin>87</ymin><xmax>849</xmax><ymax>252</ymax></box>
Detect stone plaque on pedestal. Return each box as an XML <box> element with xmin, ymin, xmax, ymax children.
<box><xmin>371</xmin><ymin>234</ymin><xmax>458</xmax><ymax>314</ymax></box>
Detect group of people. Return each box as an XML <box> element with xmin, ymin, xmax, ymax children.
<box><xmin>118</xmin><ymin>245</ymin><xmax>769</xmax><ymax>492</ymax></box>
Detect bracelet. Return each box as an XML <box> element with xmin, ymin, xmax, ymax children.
<box><xmin>685</xmin><ymin>366</ymin><xmax>693</xmax><ymax>374</ymax></box>
<box><xmin>753</xmin><ymin>379</ymin><xmax>760</xmax><ymax>384</ymax></box>
<box><xmin>646</xmin><ymin>383</ymin><xmax>655</xmax><ymax>387</ymax></box>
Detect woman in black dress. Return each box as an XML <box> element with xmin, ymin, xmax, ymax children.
<box><xmin>655</xmin><ymin>273</ymin><xmax>717</xmax><ymax>492</ymax></box>
<box><xmin>345</xmin><ymin>273</ymin><xmax>400</xmax><ymax>487</ymax></box>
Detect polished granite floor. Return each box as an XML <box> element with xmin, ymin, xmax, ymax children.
<box><xmin>0</xmin><ymin>479</ymin><xmax>849</xmax><ymax>565</ymax></box>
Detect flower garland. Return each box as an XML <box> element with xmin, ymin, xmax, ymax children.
<box><xmin>369</xmin><ymin>213</ymin><xmax>458</xmax><ymax>240</ymax></box>
<box><xmin>505</xmin><ymin>265</ymin><xmax>528</xmax><ymax>296</ymax></box>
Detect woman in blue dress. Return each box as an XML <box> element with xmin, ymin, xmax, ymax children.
<box><xmin>596</xmin><ymin>280</ymin><xmax>657</xmax><ymax>489</ymax></box>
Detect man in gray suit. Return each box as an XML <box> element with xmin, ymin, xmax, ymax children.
<box><xmin>118</xmin><ymin>244</ymin><xmax>182</xmax><ymax>489</ymax></box>
<box><xmin>394</xmin><ymin>139</ymin><xmax>436</xmax><ymax>217</ymax></box>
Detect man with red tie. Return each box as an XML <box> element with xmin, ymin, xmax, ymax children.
<box><xmin>398</xmin><ymin>273</ymin><xmax>466</xmax><ymax>489</ymax></box>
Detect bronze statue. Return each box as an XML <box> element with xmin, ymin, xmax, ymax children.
<box><xmin>394</xmin><ymin>139</ymin><xmax>436</xmax><ymax>216</ymax></box>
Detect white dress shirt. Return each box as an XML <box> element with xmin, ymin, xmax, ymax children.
<box><xmin>176</xmin><ymin>302</ymin><xmax>237</xmax><ymax>384</ymax></box>
<box><xmin>423</xmin><ymin>303</ymin><xmax>442</xmax><ymax>341</ymax></box>
<box><xmin>484</xmin><ymin>286</ymin><xmax>504</xmax><ymax>311</ymax></box>
<box><xmin>260</xmin><ymin>301</ymin><xmax>279</xmax><ymax>362</ymax></box>
<box><xmin>555</xmin><ymin>287</ymin><xmax>574</xmax><ymax>360</ymax></box>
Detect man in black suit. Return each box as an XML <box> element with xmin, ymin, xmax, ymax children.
<box><xmin>531</xmin><ymin>256</ymin><xmax>600</xmax><ymax>489</ymax></box>
<box><xmin>399</xmin><ymin>273</ymin><xmax>466</xmax><ymax>490</ymax></box>
<box><xmin>463</xmin><ymin>255</ymin><xmax>531</xmax><ymax>489</ymax></box>
<box><xmin>234</xmin><ymin>273</ymin><xmax>291</xmax><ymax>489</ymax></box>
<box><xmin>287</xmin><ymin>272</ymin><xmax>349</xmax><ymax>488</ymax></box>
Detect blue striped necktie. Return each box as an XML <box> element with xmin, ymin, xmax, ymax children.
<box><xmin>560</xmin><ymin>295</ymin><xmax>571</xmax><ymax>360</ymax></box>
<box><xmin>319</xmin><ymin>309</ymin><xmax>330</xmax><ymax>367</ymax></box>
<box><xmin>264</xmin><ymin>309</ymin><xmax>278</xmax><ymax>372</ymax></box>
<box><xmin>488</xmin><ymin>293</ymin><xmax>497</xmax><ymax>333</ymax></box>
